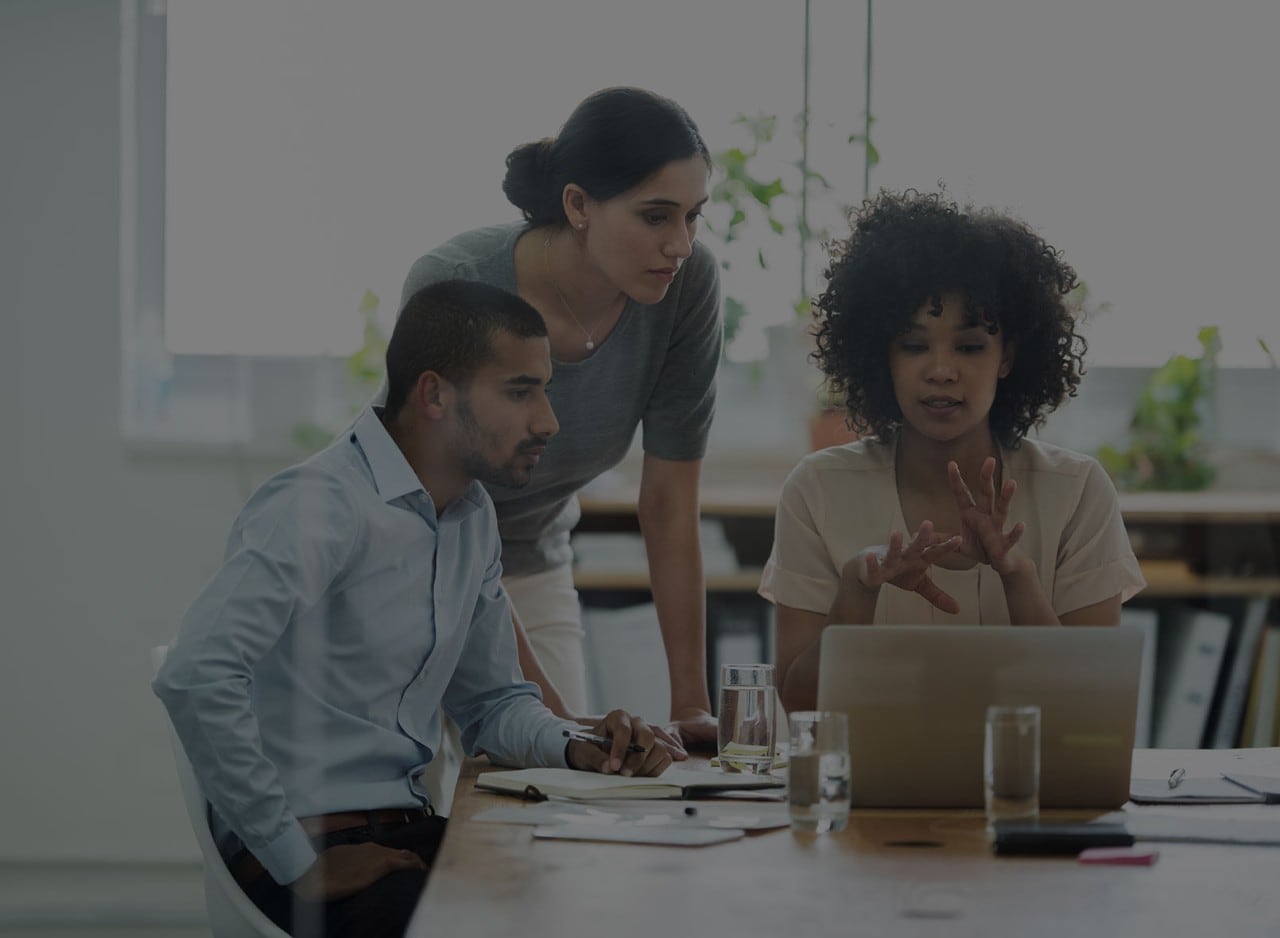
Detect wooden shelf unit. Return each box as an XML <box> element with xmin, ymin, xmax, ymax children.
<box><xmin>573</xmin><ymin>570</ymin><xmax>765</xmax><ymax>592</ymax></box>
<box><xmin>573</xmin><ymin>486</ymin><xmax>1280</xmax><ymax>740</ymax></box>
<box><xmin>573</xmin><ymin>562</ymin><xmax>1280</xmax><ymax>599</ymax></box>
<box><xmin>574</xmin><ymin>488</ymin><xmax>1280</xmax><ymax>600</ymax></box>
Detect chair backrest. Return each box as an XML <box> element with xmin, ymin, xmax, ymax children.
<box><xmin>151</xmin><ymin>645</ymin><xmax>291</xmax><ymax>938</ymax></box>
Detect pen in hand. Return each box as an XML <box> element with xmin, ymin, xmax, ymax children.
<box><xmin>562</xmin><ymin>729</ymin><xmax>647</xmax><ymax>754</ymax></box>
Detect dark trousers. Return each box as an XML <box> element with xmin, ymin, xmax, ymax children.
<box><xmin>240</xmin><ymin>815</ymin><xmax>449</xmax><ymax>938</ymax></box>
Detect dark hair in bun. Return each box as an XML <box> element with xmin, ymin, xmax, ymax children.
<box><xmin>502</xmin><ymin>87</ymin><xmax>710</xmax><ymax>227</ymax></box>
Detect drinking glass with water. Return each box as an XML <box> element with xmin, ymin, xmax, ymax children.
<box><xmin>787</xmin><ymin>710</ymin><xmax>851</xmax><ymax>833</ymax></box>
<box><xmin>717</xmin><ymin>664</ymin><xmax>775</xmax><ymax>774</ymax></box>
<box><xmin>984</xmin><ymin>704</ymin><xmax>1040</xmax><ymax>831</ymax></box>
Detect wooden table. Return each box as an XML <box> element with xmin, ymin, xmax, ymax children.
<box><xmin>409</xmin><ymin>753</ymin><xmax>1280</xmax><ymax>937</ymax></box>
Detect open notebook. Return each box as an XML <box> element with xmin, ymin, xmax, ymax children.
<box><xmin>475</xmin><ymin>766</ymin><xmax>784</xmax><ymax>801</ymax></box>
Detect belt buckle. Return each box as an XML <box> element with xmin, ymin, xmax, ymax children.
<box><xmin>372</xmin><ymin>806</ymin><xmax>433</xmax><ymax>830</ymax></box>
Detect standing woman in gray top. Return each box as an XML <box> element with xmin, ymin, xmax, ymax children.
<box><xmin>400</xmin><ymin>87</ymin><xmax>722</xmax><ymax>752</ymax></box>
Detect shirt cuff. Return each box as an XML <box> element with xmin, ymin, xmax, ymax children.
<box><xmin>254</xmin><ymin>819</ymin><xmax>319</xmax><ymax>886</ymax></box>
<box><xmin>759</xmin><ymin>562</ymin><xmax>838</xmax><ymax>614</ymax></box>
<box><xmin>1054</xmin><ymin>557</ymin><xmax>1148</xmax><ymax>616</ymax></box>
<box><xmin>533</xmin><ymin>718</ymin><xmax>579</xmax><ymax>768</ymax></box>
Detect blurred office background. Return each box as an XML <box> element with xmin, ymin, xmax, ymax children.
<box><xmin>3</xmin><ymin>1</ymin><xmax>1278</xmax><ymax>933</ymax></box>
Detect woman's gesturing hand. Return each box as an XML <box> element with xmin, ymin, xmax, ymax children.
<box><xmin>947</xmin><ymin>459</ymin><xmax>1025</xmax><ymax>576</ymax></box>
<box><xmin>844</xmin><ymin>521</ymin><xmax>962</xmax><ymax>613</ymax></box>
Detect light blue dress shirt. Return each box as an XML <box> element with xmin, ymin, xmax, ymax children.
<box><xmin>154</xmin><ymin>407</ymin><xmax>575</xmax><ymax>884</ymax></box>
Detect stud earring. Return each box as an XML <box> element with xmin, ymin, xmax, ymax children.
<box><xmin>578</xmin><ymin>222</ymin><xmax>586</xmax><ymax>229</ymax></box>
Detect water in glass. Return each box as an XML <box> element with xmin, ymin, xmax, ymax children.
<box><xmin>717</xmin><ymin>684</ymin><xmax>775</xmax><ymax>774</ymax></box>
<box><xmin>984</xmin><ymin>705</ymin><xmax>1040</xmax><ymax>829</ymax></box>
<box><xmin>789</xmin><ymin>749</ymin><xmax>851</xmax><ymax>833</ymax></box>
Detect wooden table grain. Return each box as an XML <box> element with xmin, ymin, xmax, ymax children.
<box><xmin>408</xmin><ymin>754</ymin><xmax>1280</xmax><ymax>937</ymax></box>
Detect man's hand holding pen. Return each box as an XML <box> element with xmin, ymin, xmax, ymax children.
<box><xmin>564</xmin><ymin>709</ymin><xmax>672</xmax><ymax>778</ymax></box>
<box><xmin>571</xmin><ymin>713</ymin><xmax>689</xmax><ymax>761</ymax></box>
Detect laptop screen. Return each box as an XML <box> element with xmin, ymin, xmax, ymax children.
<box><xmin>816</xmin><ymin>625</ymin><xmax>1144</xmax><ymax>808</ymax></box>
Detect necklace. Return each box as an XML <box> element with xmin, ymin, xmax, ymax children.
<box><xmin>543</xmin><ymin>235</ymin><xmax>596</xmax><ymax>351</ymax></box>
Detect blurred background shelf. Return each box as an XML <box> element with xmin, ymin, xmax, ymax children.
<box><xmin>1138</xmin><ymin>560</ymin><xmax>1280</xmax><ymax>598</ymax></box>
<box><xmin>575</xmin><ymin>562</ymin><xmax>1280</xmax><ymax>599</ymax></box>
<box><xmin>574</xmin><ymin>485</ymin><xmax>1280</xmax><ymax>746</ymax></box>
<box><xmin>573</xmin><ymin>571</ymin><xmax>765</xmax><ymax>592</ymax></box>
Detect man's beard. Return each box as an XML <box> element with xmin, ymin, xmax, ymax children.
<box><xmin>457</xmin><ymin>398</ymin><xmax>540</xmax><ymax>490</ymax></box>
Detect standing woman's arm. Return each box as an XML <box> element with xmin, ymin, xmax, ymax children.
<box><xmin>637</xmin><ymin>452</ymin><xmax>718</xmax><ymax>746</ymax></box>
<box><xmin>510</xmin><ymin>608</ymin><xmax>572</xmax><ymax>716</ymax></box>
<box><xmin>630</xmin><ymin>240</ymin><xmax>722</xmax><ymax>747</ymax></box>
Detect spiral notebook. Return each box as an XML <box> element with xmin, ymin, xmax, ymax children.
<box><xmin>1129</xmin><ymin>776</ymin><xmax>1271</xmax><ymax>804</ymax></box>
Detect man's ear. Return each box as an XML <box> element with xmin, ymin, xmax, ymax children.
<box><xmin>412</xmin><ymin>371</ymin><xmax>450</xmax><ymax>419</ymax></box>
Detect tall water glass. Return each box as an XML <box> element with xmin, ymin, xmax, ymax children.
<box><xmin>984</xmin><ymin>704</ymin><xmax>1040</xmax><ymax>830</ymax></box>
<box><xmin>788</xmin><ymin>710</ymin><xmax>851</xmax><ymax>833</ymax></box>
<box><xmin>717</xmin><ymin>664</ymin><xmax>775</xmax><ymax>774</ymax></box>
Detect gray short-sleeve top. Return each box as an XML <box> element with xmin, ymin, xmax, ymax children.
<box><xmin>399</xmin><ymin>223</ymin><xmax>722</xmax><ymax>576</ymax></box>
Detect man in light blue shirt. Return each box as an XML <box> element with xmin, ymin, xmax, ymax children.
<box><xmin>154</xmin><ymin>280</ymin><xmax>669</xmax><ymax>938</ymax></box>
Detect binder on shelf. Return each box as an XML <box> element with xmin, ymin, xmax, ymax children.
<box><xmin>581</xmin><ymin>602</ymin><xmax>670</xmax><ymax>723</ymax></box>
<box><xmin>1122</xmin><ymin>607</ymin><xmax>1160</xmax><ymax>748</ymax></box>
<box><xmin>1152</xmin><ymin>607</ymin><xmax>1232</xmax><ymax>749</ymax></box>
<box><xmin>1241</xmin><ymin>623</ymin><xmax>1280</xmax><ymax>747</ymax></box>
<box><xmin>1208</xmin><ymin>597</ymin><xmax>1271</xmax><ymax>748</ymax></box>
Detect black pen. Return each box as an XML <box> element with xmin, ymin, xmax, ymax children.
<box><xmin>562</xmin><ymin>729</ymin><xmax>647</xmax><ymax>754</ymax></box>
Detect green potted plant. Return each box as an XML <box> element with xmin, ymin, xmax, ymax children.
<box><xmin>292</xmin><ymin>289</ymin><xmax>388</xmax><ymax>452</ymax></box>
<box><xmin>704</xmin><ymin>2</ymin><xmax>876</xmax><ymax>451</ymax></box>
<box><xmin>1097</xmin><ymin>326</ymin><xmax>1220</xmax><ymax>491</ymax></box>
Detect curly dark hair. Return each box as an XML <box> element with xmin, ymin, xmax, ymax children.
<box><xmin>811</xmin><ymin>189</ymin><xmax>1087</xmax><ymax>449</ymax></box>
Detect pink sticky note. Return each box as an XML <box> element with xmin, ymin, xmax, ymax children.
<box><xmin>1077</xmin><ymin>847</ymin><xmax>1160</xmax><ymax>866</ymax></box>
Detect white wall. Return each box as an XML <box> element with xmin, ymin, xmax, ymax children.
<box><xmin>0</xmin><ymin>0</ymin><xmax>284</xmax><ymax>864</ymax></box>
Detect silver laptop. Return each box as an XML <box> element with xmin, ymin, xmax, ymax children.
<box><xmin>816</xmin><ymin>625</ymin><xmax>1144</xmax><ymax>808</ymax></box>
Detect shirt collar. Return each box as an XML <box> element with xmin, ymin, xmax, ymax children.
<box><xmin>453</xmin><ymin>480</ymin><xmax>489</xmax><ymax>517</ymax></box>
<box><xmin>349</xmin><ymin>406</ymin><xmax>489</xmax><ymax>517</ymax></box>
<box><xmin>350</xmin><ymin>407</ymin><xmax>426</xmax><ymax>504</ymax></box>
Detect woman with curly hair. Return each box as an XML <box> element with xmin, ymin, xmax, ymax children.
<box><xmin>760</xmin><ymin>189</ymin><xmax>1146</xmax><ymax>711</ymax></box>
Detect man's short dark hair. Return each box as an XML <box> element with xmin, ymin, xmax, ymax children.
<box><xmin>384</xmin><ymin>280</ymin><xmax>548</xmax><ymax>417</ymax></box>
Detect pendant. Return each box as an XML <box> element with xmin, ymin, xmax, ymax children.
<box><xmin>585</xmin><ymin>339</ymin><xmax>595</xmax><ymax>350</ymax></box>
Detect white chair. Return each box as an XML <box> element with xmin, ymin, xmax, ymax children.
<box><xmin>151</xmin><ymin>646</ymin><xmax>291</xmax><ymax>938</ymax></box>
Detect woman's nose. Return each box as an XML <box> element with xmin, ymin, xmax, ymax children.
<box><xmin>665</xmin><ymin>226</ymin><xmax>693</xmax><ymax>260</ymax></box>
<box><xmin>926</xmin><ymin>351</ymin><xmax>958</xmax><ymax>381</ymax></box>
